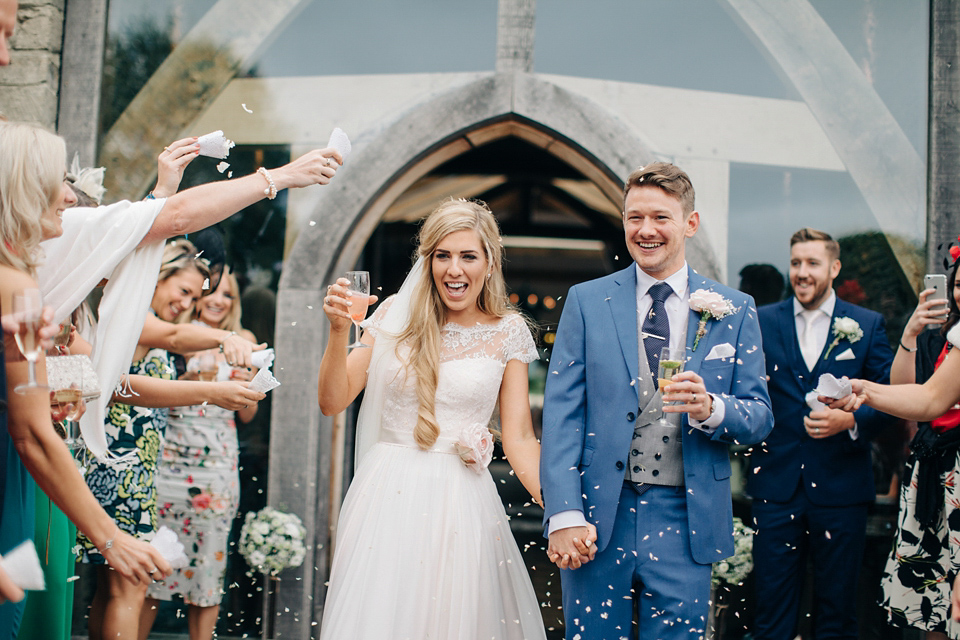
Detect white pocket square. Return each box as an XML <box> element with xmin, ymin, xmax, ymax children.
<box><xmin>705</xmin><ymin>343</ymin><xmax>736</xmax><ymax>361</ymax></box>
<box><xmin>835</xmin><ymin>348</ymin><xmax>856</xmax><ymax>361</ymax></box>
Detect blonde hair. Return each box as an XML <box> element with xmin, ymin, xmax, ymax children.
<box><xmin>0</xmin><ymin>122</ymin><xmax>67</xmax><ymax>274</ymax></box>
<box><xmin>396</xmin><ymin>198</ymin><xmax>511</xmax><ymax>450</ymax></box>
<box><xmin>193</xmin><ymin>265</ymin><xmax>243</xmax><ymax>332</ymax></box>
<box><xmin>159</xmin><ymin>238</ymin><xmax>212</xmax><ymax>318</ymax></box>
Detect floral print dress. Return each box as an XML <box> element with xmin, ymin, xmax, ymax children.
<box><xmin>146</xmin><ymin>394</ymin><xmax>240</xmax><ymax>606</ymax></box>
<box><xmin>78</xmin><ymin>348</ymin><xmax>174</xmax><ymax>562</ymax></box>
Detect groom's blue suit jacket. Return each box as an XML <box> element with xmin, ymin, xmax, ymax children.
<box><xmin>541</xmin><ymin>265</ymin><xmax>773</xmax><ymax>564</ymax></box>
<box><xmin>749</xmin><ymin>297</ymin><xmax>894</xmax><ymax>506</ymax></box>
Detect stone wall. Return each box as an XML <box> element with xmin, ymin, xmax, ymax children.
<box><xmin>0</xmin><ymin>0</ymin><xmax>64</xmax><ymax>127</ymax></box>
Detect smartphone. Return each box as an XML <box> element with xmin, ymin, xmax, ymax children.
<box><xmin>924</xmin><ymin>273</ymin><xmax>949</xmax><ymax>327</ymax></box>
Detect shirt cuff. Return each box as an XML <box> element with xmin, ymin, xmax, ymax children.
<box><xmin>688</xmin><ymin>393</ymin><xmax>725</xmax><ymax>433</ymax></box>
<box><xmin>548</xmin><ymin>509</ymin><xmax>589</xmax><ymax>535</ymax></box>
<box><xmin>848</xmin><ymin>422</ymin><xmax>859</xmax><ymax>440</ymax></box>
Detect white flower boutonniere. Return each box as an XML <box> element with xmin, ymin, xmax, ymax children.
<box><xmin>689</xmin><ymin>289</ymin><xmax>737</xmax><ymax>351</ymax></box>
<box><xmin>824</xmin><ymin>317</ymin><xmax>863</xmax><ymax>360</ymax></box>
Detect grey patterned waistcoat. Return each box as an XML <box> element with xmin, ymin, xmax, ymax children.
<box><xmin>626</xmin><ymin>313</ymin><xmax>685</xmax><ymax>487</ymax></box>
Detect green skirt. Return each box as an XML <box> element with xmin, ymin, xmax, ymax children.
<box><xmin>16</xmin><ymin>489</ymin><xmax>76</xmax><ymax>640</ymax></box>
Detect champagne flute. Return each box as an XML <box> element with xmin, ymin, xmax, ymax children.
<box><xmin>197</xmin><ymin>352</ymin><xmax>219</xmax><ymax>382</ymax></box>
<box><xmin>52</xmin><ymin>358</ymin><xmax>83</xmax><ymax>449</ymax></box>
<box><xmin>345</xmin><ymin>271</ymin><xmax>371</xmax><ymax>349</ymax></box>
<box><xmin>52</xmin><ymin>321</ymin><xmax>73</xmax><ymax>355</ymax></box>
<box><xmin>12</xmin><ymin>288</ymin><xmax>48</xmax><ymax>394</ymax></box>
<box><xmin>658</xmin><ymin>347</ymin><xmax>685</xmax><ymax>418</ymax></box>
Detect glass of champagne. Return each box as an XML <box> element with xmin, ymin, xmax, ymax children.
<box><xmin>12</xmin><ymin>288</ymin><xmax>48</xmax><ymax>394</ymax></box>
<box><xmin>658</xmin><ymin>347</ymin><xmax>685</xmax><ymax>416</ymax></box>
<box><xmin>52</xmin><ymin>357</ymin><xmax>83</xmax><ymax>449</ymax></box>
<box><xmin>197</xmin><ymin>352</ymin><xmax>219</xmax><ymax>382</ymax></box>
<box><xmin>52</xmin><ymin>321</ymin><xmax>72</xmax><ymax>355</ymax></box>
<box><xmin>345</xmin><ymin>271</ymin><xmax>371</xmax><ymax>349</ymax></box>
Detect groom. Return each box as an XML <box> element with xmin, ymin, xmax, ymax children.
<box><xmin>540</xmin><ymin>162</ymin><xmax>773</xmax><ymax>640</ymax></box>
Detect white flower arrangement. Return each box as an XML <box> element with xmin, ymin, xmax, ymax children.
<box><xmin>689</xmin><ymin>289</ymin><xmax>737</xmax><ymax>351</ymax></box>
<box><xmin>824</xmin><ymin>316</ymin><xmax>863</xmax><ymax>360</ymax></box>
<box><xmin>712</xmin><ymin>517</ymin><xmax>754</xmax><ymax>587</ymax></box>
<box><xmin>239</xmin><ymin>507</ymin><xmax>307</xmax><ymax>577</ymax></box>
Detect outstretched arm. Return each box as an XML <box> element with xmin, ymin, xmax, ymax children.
<box><xmin>828</xmin><ymin>347</ymin><xmax>960</xmax><ymax>421</ymax></box>
<box><xmin>139</xmin><ymin>148</ymin><xmax>343</xmax><ymax>247</ymax></box>
<box><xmin>114</xmin><ymin>374</ymin><xmax>264</xmax><ymax>411</ymax></box>
<box><xmin>139</xmin><ymin>313</ymin><xmax>265</xmax><ymax>368</ymax></box>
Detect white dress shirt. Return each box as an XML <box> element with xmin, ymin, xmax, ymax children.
<box><xmin>793</xmin><ymin>292</ymin><xmax>835</xmax><ymax>369</ymax></box>
<box><xmin>793</xmin><ymin>291</ymin><xmax>859</xmax><ymax>440</ymax></box>
<box><xmin>548</xmin><ymin>263</ymin><xmax>726</xmax><ymax>534</ymax></box>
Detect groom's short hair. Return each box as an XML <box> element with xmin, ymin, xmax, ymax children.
<box><xmin>623</xmin><ymin>162</ymin><xmax>695</xmax><ymax>216</ymax></box>
<box><xmin>790</xmin><ymin>227</ymin><xmax>840</xmax><ymax>261</ymax></box>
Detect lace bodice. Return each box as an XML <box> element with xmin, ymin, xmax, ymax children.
<box><xmin>363</xmin><ymin>306</ymin><xmax>538</xmax><ymax>441</ymax></box>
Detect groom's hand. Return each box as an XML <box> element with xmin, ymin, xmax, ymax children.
<box><xmin>661</xmin><ymin>371</ymin><xmax>712</xmax><ymax>422</ymax></box>
<box><xmin>548</xmin><ymin>526</ymin><xmax>596</xmax><ymax>570</ymax></box>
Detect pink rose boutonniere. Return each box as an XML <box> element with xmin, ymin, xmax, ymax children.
<box><xmin>689</xmin><ymin>289</ymin><xmax>737</xmax><ymax>351</ymax></box>
<box><xmin>454</xmin><ymin>423</ymin><xmax>494</xmax><ymax>473</ymax></box>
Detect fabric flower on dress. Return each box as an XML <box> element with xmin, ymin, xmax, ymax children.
<box><xmin>455</xmin><ymin>423</ymin><xmax>495</xmax><ymax>473</ymax></box>
<box><xmin>688</xmin><ymin>289</ymin><xmax>737</xmax><ymax>351</ymax></box>
<box><xmin>823</xmin><ymin>317</ymin><xmax>863</xmax><ymax>360</ymax></box>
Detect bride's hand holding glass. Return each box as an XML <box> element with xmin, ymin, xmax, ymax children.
<box><xmin>323</xmin><ymin>277</ymin><xmax>378</xmax><ymax>348</ymax></box>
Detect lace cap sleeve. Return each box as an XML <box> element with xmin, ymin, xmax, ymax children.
<box><xmin>503</xmin><ymin>313</ymin><xmax>539</xmax><ymax>364</ymax></box>
<box><xmin>360</xmin><ymin>295</ymin><xmax>395</xmax><ymax>338</ymax></box>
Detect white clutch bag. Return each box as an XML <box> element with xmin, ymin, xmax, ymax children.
<box><xmin>45</xmin><ymin>354</ymin><xmax>101</xmax><ymax>399</ymax></box>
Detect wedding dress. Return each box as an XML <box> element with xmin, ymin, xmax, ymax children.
<box><xmin>318</xmin><ymin>306</ymin><xmax>546</xmax><ymax>640</ymax></box>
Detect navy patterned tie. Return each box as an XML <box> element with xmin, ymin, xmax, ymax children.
<box><xmin>643</xmin><ymin>282</ymin><xmax>672</xmax><ymax>389</ymax></box>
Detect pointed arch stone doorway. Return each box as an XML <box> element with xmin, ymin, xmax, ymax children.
<box><xmin>268</xmin><ymin>72</ymin><xmax>721</xmax><ymax>636</ymax></box>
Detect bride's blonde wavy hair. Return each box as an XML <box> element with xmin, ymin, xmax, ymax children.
<box><xmin>396</xmin><ymin>198</ymin><xmax>510</xmax><ymax>450</ymax></box>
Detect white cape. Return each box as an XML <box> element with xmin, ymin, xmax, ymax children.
<box><xmin>37</xmin><ymin>199</ymin><xmax>166</xmax><ymax>463</ymax></box>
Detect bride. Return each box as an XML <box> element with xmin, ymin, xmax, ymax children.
<box><xmin>316</xmin><ymin>198</ymin><xmax>593</xmax><ymax>639</ymax></box>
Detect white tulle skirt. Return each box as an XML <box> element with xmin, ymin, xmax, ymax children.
<box><xmin>318</xmin><ymin>434</ymin><xmax>547</xmax><ymax>640</ymax></box>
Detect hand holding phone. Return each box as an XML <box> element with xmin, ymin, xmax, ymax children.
<box><xmin>924</xmin><ymin>273</ymin><xmax>949</xmax><ymax>328</ymax></box>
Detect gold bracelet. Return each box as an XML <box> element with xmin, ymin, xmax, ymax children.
<box><xmin>257</xmin><ymin>167</ymin><xmax>277</xmax><ymax>200</ymax></box>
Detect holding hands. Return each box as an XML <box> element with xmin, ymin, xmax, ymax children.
<box><xmin>547</xmin><ymin>524</ymin><xmax>599</xmax><ymax>570</ymax></box>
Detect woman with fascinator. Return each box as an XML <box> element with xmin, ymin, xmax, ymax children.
<box><xmin>825</xmin><ymin>240</ymin><xmax>960</xmax><ymax>636</ymax></box>
<box><xmin>317</xmin><ymin>199</ymin><xmax>585</xmax><ymax>639</ymax></box>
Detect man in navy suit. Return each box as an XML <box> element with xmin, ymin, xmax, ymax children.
<box><xmin>541</xmin><ymin>162</ymin><xmax>774</xmax><ymax>640</ymax></box>
<box><xmin>751</xmin><ymin>228</ymin><xmax>894</xmax><ymax>640</ymax></box>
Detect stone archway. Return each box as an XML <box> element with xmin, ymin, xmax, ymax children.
<box><xmin>267</xmin><ymin>71</ymin><xmax>722</xmax><ymax>636</ymax></box>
